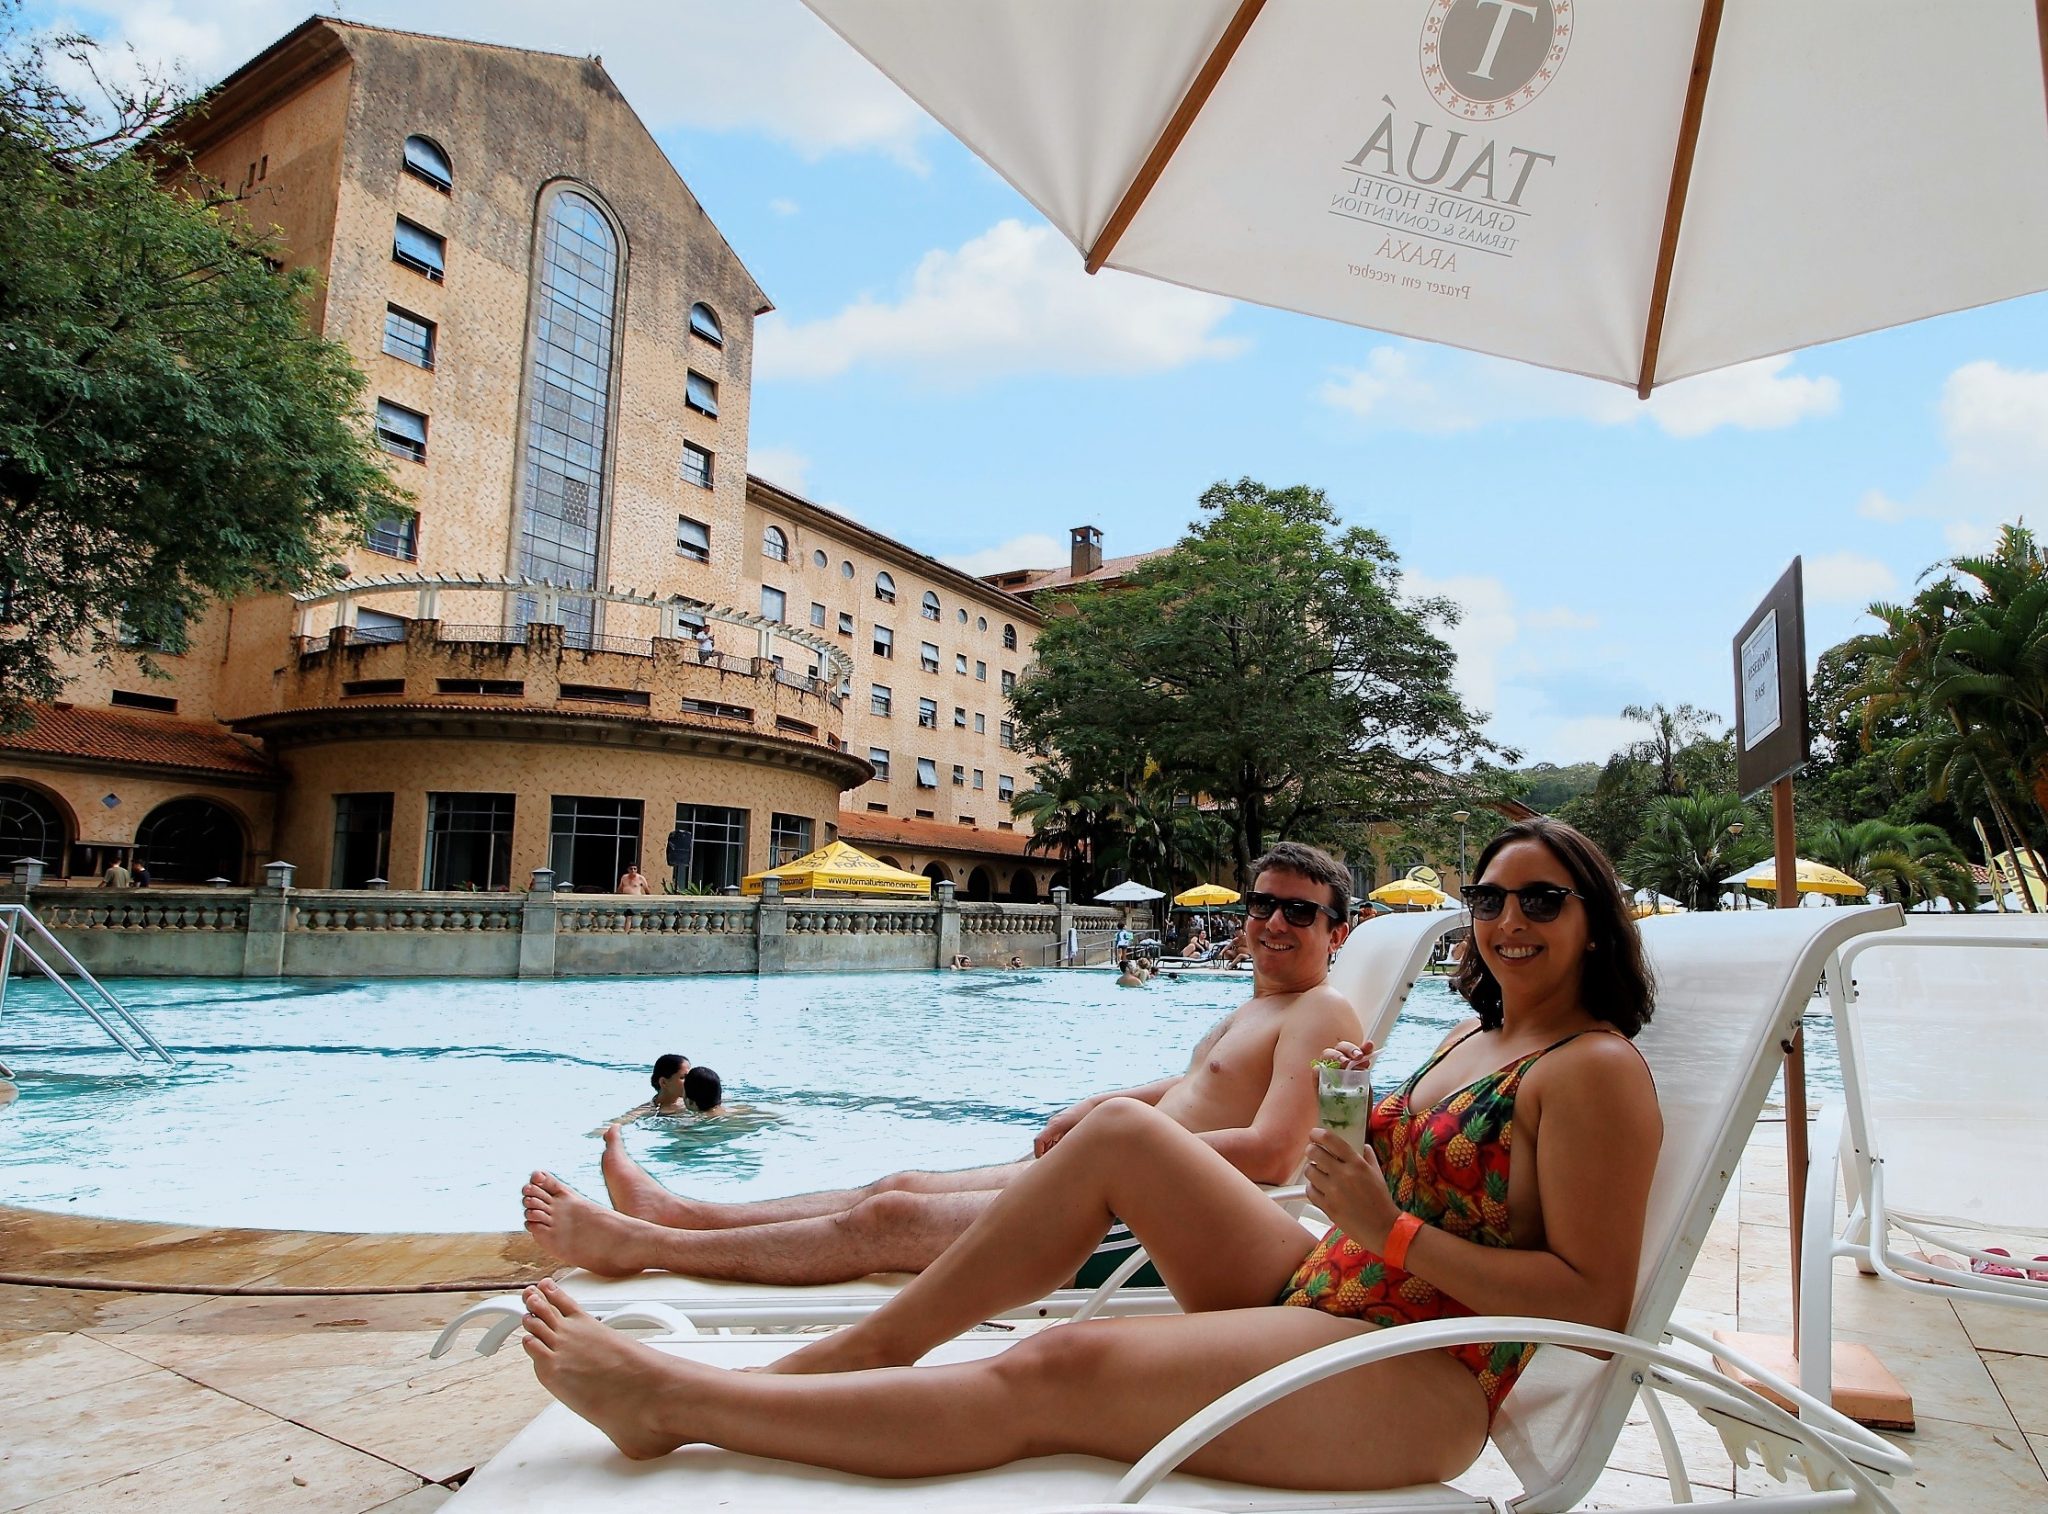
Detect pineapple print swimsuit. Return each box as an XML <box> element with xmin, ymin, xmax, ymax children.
<box><xmin>1277</xmin><ymin>1027</ymin><xmax>1607</xmax><ymax>1422</ymax></box>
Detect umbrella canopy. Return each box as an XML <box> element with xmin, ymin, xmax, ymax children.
<box><xmin>1721</xmin><ymin>859</ymin><xmax>1869</xmax><ymax>897</ymax></box>
<box><xmin>1095</xmin><ymin>880</ymin><xmax>1168</xmax><ymax>903</ymax></box>
<box><xmin>741</xmin><ymin>840</ymin><xmax>932</xmax><ymax>897</ymax></box>
<box><xmin>1173</xmin><ymin>883</ymin><xmax>1241</xmax><ymax>906</ymax></box>
<box><xmin>804</xmin><ymin>1</ymin><xmax>2048</xmax><ymax>394</ymax></box>
<box><xmin>1370</xmin><ymin>878</ymin><xmax>1455</xmax><ymax>909</ymax></box>
<box><xmin>1991</xmin><ymin>850</ymin><xmax>2046</xmax><ymax>910</ymax></box>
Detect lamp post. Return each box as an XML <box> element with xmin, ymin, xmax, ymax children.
<box><xmin>1451</xmin><ymin>810</ymin><xmax>1470</xmax><ymax>895</ymax></box>
<box><xmin>1726</xmin><ymin>820</ymin><xmax>1745</xmax><ymax>910</ymax></box>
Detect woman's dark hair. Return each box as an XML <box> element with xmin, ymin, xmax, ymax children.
<box><xmin>1448</xmin><ymin>817</ymin><xmax>1655</xmax><ymax>1037</ymax></box>
<box><xmin>650</xmin><ymin>1053</ymin><xmax>687</xmax><ymax>1091</ymax></box>
<box><xmin>683</xmin><ymin>1066</ymin><xmax>723</xmax><ymax>1113</ymax></box>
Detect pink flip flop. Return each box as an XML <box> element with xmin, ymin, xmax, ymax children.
<box><xmin>2029</xmin><ymin>1255</ymin><xmax>2048</xmax><ymax>1284</ymax></box>
<box><xmin>1971</xmin><ymin>1246</ymin><xmax>2027</xmax><ymax>1279</ymax></box>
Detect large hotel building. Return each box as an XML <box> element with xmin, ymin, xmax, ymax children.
<box><xmin>0</xmin><ymin>19</ymin><xmax>1074</xmax><ymax>901</ymax></box>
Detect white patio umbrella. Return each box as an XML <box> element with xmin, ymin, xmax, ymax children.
<box><xmin>1093</xmin><ymin>880</ymin><xmax>1167</xmax><ymax>903</ymax></box>
<box><xmin>804</xmin><ymin>0</ymin><xmax>2048</xmax><ymax>394</ymax></box>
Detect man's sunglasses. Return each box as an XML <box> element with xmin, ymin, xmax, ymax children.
<box><xmin>1460</xmin><ymin>883</ymin><xmax>1583</xmax><ymax>923</ymax></box>
<box><xmin>1243</xmin><ymin>891</ymin><xmax>1345</xmax><ymax>928</ymax></box>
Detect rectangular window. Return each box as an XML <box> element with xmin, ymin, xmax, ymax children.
<box><xmin>867</xmin><ymin>802</ymin><xmax>889</xmax><ymax>813</ymax></box>
<box><xmin>955</xmin><ymin>654</ymin><xmax>968</xmax><ymax>675</ymax></box>
<box><xmin>974</xmin><ymin>713</ymin><xmax>986</xmax><ymax>733</ymax></box>
<box><xmin>559</xmin><ymin>684</ymin><xmax>651</xmax><ymax>707</ymax></box>
<box><xmin>975</xmin><ymin>660</ymin><xmax>986</xmax><ymax>681</ymax></box>
<box><xmin>998</xmin><ymin>775</ymin><xmax>1015</xmax><ymax>800</ymax></box>
<box><xmin>838</xmin><ymin>611</ymin><xmax>854</xmax><ymax>636</ymax></box>
<box><xmin>915</xmin><ymin>808</ymin><xmax>935</xmax><ymax>819</ymax></box>
<box><xmin>999</xmin><ymin>720</ymin><xmax>1015</xmax><ymax>749</ymax></box>
<box><xmin>870</xmin><ymin>684</ymin><xmax>892</xmax><ymax>717</ymax></box>
<box><xmin>917</xmin><ymin>697</ymin><xmax>937</xmax><ymax>729</ymax></box>
<box><xmin>374</xmin><ymin>399</ymin><xmax>428</xmax><ymax>463</ymax></box>
<box><xmin>873</xmin><ymin>625</ymin><xmax>894</xmax><ymax>658</ymax></box>
<box><xmin>809</xmin><ymin>602</ymin><xmax>827</xmax><ymax>629</ymax></box>
<box><xmin>366</xmin><ymin>515</ymin><xmax>418</xmax><ymax>561</ymax></box>
<box><xmin>1001</xmin><ymin>670</ymin><xmax>1016</xmax><ymax>694</ymax></box>
<box><xmin>425</xmin><ymin>792</ymin><xmax>514</xmax><ymax>890</ymax></box>
<box><xmin>916</xmin><ymin>758</ymin><xmax>939</xmax><ymax>789</ymax></box>
<box><xmin>382</xmin><ymin>305</ymin><xmax>436</xmax><ymax>369</ymax></box>
<box><xmin>761</xmin><ymin>586</ymin><xmax>786</xmax><ymax>622</ymax></box>
<box><xmin>393</xmin><ymin>217</ymin><xmax>445</xmax><ymax>280</ymax></box>
<box><xmin>109</xmin><ymin>689</ymin><xmax>177</xmax><ymax>713</ymax></box>
<box><xmin>676</xmin><ymin>514</ymin><xmax>711</xmax><ymax>562</ymax></box>
<box><xmin>685</xmin><ymin>370</ymin><xmax>719</xmax><ymax>417</ymax></box>
<box><xmin>951</xmin><ymin>764</ymin><xmax>965</xmax><ymax>786</ymax></box>
<box><xmin>437</xmin><ymin>677</ymin><xmax>523</xmax><ymax>696</ymax></box>
<box><xmin>331</xmin><ymin>793</ymin><xmax>395</xmax><ymax>888</ymax></box>
<box><xmin>681</xmin><ymin>697</ymin><xmax>752</xmax><ymax>720</ymax></box>
<box><xmin>919</xmin><ymin>641</ymin><xmax>940</xmax><ymax>673</ymax></box>
<box><xmin>680</xmin><ymin>442</ymin><xmax>713</xmax><ymax>490</ymax></box>
<box><xmin>972</xmin><ymin>768</ymin><xmax>984</xmax><ymax>790</ymax></box>
<box><xmin>868</xmin><ymin>747</ymin><xmax>891</xmax><ymax>780</ymax></box>
<box><xmin>353</xmin><ymin>609</ymin><xmax>407</xmax><ymax>644</ymax></box>
<box><xmin>549</xmin><ymin>795</ymin><xmax>645</xmax><ymax>894</ymax></box>
<box><xmin>674</xmin><ymin>802</ymin><xmax>746</xmax><ymax>892</ymax></box>
<box><xmin>769</xmin><ymin>812</ymin><xmax>814</xmax><ymax>866</ymax></box>
<box><xmin>953</xmin><ymin>706</ymin><xmax>967</xmax><ymax>727</ymax></box>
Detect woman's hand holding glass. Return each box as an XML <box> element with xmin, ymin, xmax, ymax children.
<box><xmin>1305</xmin><ymin>1040</ymin><xmax>1400</xmax><ymax>1252</ymax></box>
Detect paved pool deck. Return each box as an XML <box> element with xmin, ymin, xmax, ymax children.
<box><xmin>3</xmin><ymin>1121</ymin><xmax>2045</xmax><ymax>1511</ymax></box>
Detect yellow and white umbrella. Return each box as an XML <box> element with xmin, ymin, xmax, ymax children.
<box><xmin>741</xmin><ymin>840</ymin><xmax>932</xmax><ymax>897</ymax></box>
<box><xmin>1173</xmin><ymin>883</ymin><xmax>1241</xmax><ymax>907</ymax></box>
<box><xmin>1722</xmin><ymin>859</ymin><xmax>1869</xmax><ymax>898</ymax></box>
<box><xmin>1369</xmin><ymin>878</ymin><xmax>1455</xmax><ymax>910</ymax></box>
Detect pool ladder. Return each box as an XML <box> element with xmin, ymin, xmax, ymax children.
<box><xmin>0</xmin><ymin>903</ymin><xmax>179</xmax><ymax>1066</ymax></box>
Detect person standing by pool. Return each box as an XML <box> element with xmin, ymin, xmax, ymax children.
<box><xmin>101</xmin><ymin>857</ymin><xmax>132</xmax><ymax>888</ymax></box>
<box><xmin>521</xmin><ymin>842</ymin><xmax>1362</xmax><ymax>1286</ymax></box>
<box><xmin>515</xmin><ymin>818</ymin><xmax>1661</xmax><ymax>1487</ymax></box>
<box><xmin>618</xmin><ymin>864</ymin><xmax>651</xmax><ymax>894</ymax></box>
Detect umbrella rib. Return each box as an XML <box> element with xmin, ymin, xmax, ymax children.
<box><xmin>1084</xmin><ymin>0</ymin><xmax>1269</xmax><ymax>274</ymax></box>
<box><xmin>2038</xmin><ymin>1</ymin><xmax>2048</xmax><ymax>139</ymax></box>
<box><xmin>1636</xmin><ymin>0</ymin><xmax>1728</xmax><ymax>399</ymax></box>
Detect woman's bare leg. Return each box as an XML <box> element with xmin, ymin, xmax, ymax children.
<box><xmin>775</xmin><ymin>1097</ymin><xmax>1318</xmax><ymax>1373</ymax></box>
<box><xmin>522</xmin><ymin>1280</ymin><xmax>1488</xmax><ymax>1488</ymax></box>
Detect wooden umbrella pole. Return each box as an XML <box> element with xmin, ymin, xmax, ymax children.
<box><xmin>1774</xmin><ymin>774</ymin><xmax>1807</xmax><ymax>1335</ymax></box>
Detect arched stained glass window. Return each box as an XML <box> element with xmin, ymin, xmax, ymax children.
<box><xmin>0</xmin><ymin>782</ymin><xmax>68</xmax><ymax>872</ymax></box>
<box><xmin>516</xmin><ymin>190</ymin><xmax>621</xmax><ymax>639</ymax></box>
<box><xmin>402</xmin><ymin>135</ymin><xmax>452</xmax><ymax>192</ymax></box>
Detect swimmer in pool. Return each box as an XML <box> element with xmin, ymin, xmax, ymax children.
<box><xmin>679</xmin><ymin>1065</ymin><xmax>759</xmax><ymax>1119</ymax></box>
<box><xmin>592</xmin><ymin>1053</ymin><xmax>692</xmax><ymax>1134</ymax></box>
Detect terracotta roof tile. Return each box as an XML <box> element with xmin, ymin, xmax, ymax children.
<box><xmin>2</xmin><ymin>704</ymin><xmax>276</xmax><ymax>778</ymax></box>
<box><xmin>1013</xmin><ymin>548</ymin><xmax>1173</xmax><ymax>593</ymax></box>
<box><xmin>838</xmin><ymin>810</ymin><xmax>1040</xmax><ymax>860</ymax></box>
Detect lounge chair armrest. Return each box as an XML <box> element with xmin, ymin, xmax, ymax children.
<box><xmin>1114</xmin><ymin>1316</ymin><xmax>1910</xmax><ymax>1505</ymax></box>
<box><xmin>1797</xmin><ymin>1103</ymin><xmax>1848</xmax><ymax>1396</ymax></box>
<box><xmin>1263</xmin><ymin>1183</ymin><xmax>1308</xmax><ymax>1206</ymax></box>
<box><xmin>429</xmin><ymin>1295</ymin><xmax>697</xmax><ymax>1359</ymax></box>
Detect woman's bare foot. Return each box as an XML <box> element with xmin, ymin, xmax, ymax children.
<box><xmin>600</xmin><ymin>1126</ymin><xmax>703</xmax><ymax>1227</ymax></box>
<box><xmin>520</xmin><ymin>1279</ymin><xmax>700</xmax><ymax>1459</ymax></box>
<box><xmin>523</xmin><ymin>1172</ymin><xmax>672</xmax><ymax>1277</ymax></box>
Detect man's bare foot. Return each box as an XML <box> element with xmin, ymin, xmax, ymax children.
<box><xmin>763</xmin><ymin>1323</ymin><xmax>916</xmax><ymax>1375</ymax></box>
<box><xmin>520</xmin><ymin>1279</ymin><xmax>700</xmax><ymax>1459</ymax></box>
<box><xmin>600</xmin><ymin>1126</ymin><xmax>702</xmax><ymax>1227</ymax></box>
<box><xmin>523</xmin><ymin>1172</ymin><xmax>671</xmax><ymax>1277</ymax></box>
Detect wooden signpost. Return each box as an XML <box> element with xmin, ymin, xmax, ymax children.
<box><xmin>1715</xmin><ymin>559</ymin><xmax>1912</xmax><ymax>1428</ymax></box>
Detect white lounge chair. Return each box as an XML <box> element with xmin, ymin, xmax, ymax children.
<box><xmin>447</xmin><ymin>905</ymin><xmax>1916</xmax><ymax>1513</ymax></box>
<box><xmin>432</xmin><ymin>909</ymin><xmax>1469</xmax><ymax>1356</ymax></box>
<box><xmin>1798</xmin><ymin>913</ymin><xmax>2048</xmax><ymax>1401</ymax></box>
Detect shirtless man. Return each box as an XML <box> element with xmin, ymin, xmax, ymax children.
<box><xmin>521</xmin><ymin>841</ymin><xmax>1360</xmax><ymax>1285</ymax></box>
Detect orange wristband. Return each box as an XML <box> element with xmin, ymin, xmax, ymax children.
<box><xmin>1382</xmin><ymin>1212</ymin><xmax>1424</xmax><ymax>1271</ymax></box>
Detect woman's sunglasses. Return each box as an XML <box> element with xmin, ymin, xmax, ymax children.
<box><xmin>1243</xmin><ymin>891</ymin><xmax>1345</xmax><ymax>928</ymax></box>
<box><xmin>1460</xmin><ymin>883</ymin><xmax>1583</xmax><ymax>923</ymax></box>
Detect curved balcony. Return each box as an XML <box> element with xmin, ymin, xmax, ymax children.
<box><xmin>243</xmin><ymin>574</ymin><xmax>868</xmax><ymax>785</ymax></box>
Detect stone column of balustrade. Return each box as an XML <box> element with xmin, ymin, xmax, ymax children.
<box><xmin>519</xmin><ymin>867</ymin><xmax>558</xmax><ymax>979</ymax></box>
<box><xmin>934</xmin><ymin>878</ymin><xmax>961</xmax><ymax>968</ymax></box>
<box><xmin>755</xmin><ymin>873</ymin><xmax>787</xmax><ymax>974</ymax></box>
<box><xmin>240</xmin><ymin>860</ymin><xmax>294</xmax><ymax>976</ymax></box>
<box><xmin>1052</xmin><ymin>885</ymin><xmax>1073</xmax><ymax>966</ymax></box>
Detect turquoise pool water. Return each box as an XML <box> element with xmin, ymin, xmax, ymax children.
<box><xmin>0</xmin><ymin>970</ymin><xmax>1837</xmax><ymax>1234</ymax></box>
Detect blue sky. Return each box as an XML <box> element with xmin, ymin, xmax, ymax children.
<box><xmin>38</xmin><ymin>1</ymin><xmax>2048</xmax><ymax>766</ymax></box>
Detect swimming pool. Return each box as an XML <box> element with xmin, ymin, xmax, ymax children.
<box><xmin>0</xmin><ymin>970</ymin><xmax>1837</xmax><ymax>1234</ymax></box>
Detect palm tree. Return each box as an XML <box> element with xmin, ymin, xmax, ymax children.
<box><xmin>1804</xmin><ymin>819</ymin><xmax>1976</xmax><ymax>912</ymax></box>
<box><xmin>1621</xmin><ymin>792</ymin><xmax>1766</xmax><ymax>912</ymax></box>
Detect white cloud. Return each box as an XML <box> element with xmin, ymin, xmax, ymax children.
<box><xmin>746</xmin><ymin>446</ymin><xmax>811</xmax><ymax>493</ymax></box>
<box><xmin>1857</xmin><ymin>490</ymin><xmax>1907</xmax><ymax>522</ymax></box>
<box><xmin>941</xmin><ymin>533</ymin><xmax>1064</xmax><ymax>579</ymax></box>
<box><xmin>1318</xmin><ymin>347</ymin><xmax>1838</xmax><ymax>439</ymax></box>
<box><xmin>769</xmin><ymin>197</ymin><xmax>800</xmax><ymax>217</ymax></box>
<box><xmin>1854</xmin><ymin>360</ymin><xmax>2048</xmax><ymax>548</ymax></box>
<box><xmin>1524</xmin><ymin>606</ymin><xmax>1599</xmax><ymax>632</ymax></box>
<box><xmin>754</xmin><ymin>219</ymin><xmax>1247</xmax><ymax>383</ymax></box>
<box><xmin>1803</xmin><ymin>551</ymin><xmax>1897</xmax><ymax>605</ymax></box>
<box><xmin>1404</xmin><ymin>571</ymin><xmax>1517</xmax><ymax>718</ymax></box>
<box><xmin>58</xmin><ymin>0</ymin><xmax>935</xmax><ymax>165</ymax></box>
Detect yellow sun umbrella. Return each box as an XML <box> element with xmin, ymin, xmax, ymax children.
<box><xmin>1724</xmin><ymin>859</ymin><xmax>1869</xmax><ymax>898</ymax></box>
<box><xmin>741</xmin><ymin>840</ymin><xmax>932</xmax><ymax>897</ymax></box>
<box><xmin>1369</xmin><ymin>879</ymin><xmax>1455</xmax><ymax>909</ymax></box>
<box><xmin>1173</xmin><ymin>883</ymin><xmax>1241</xmax><ymax>907</ymax></box>
<box><xmin>1631</xmin><ymin>898</ymin><xmax>1688</xmax><ymax>918</ymax></box>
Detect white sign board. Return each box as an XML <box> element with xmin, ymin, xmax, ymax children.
<box><xmin>1740</xmin><ymin>611</ymin><xmax>1781</xmax><ymax>751</ymax></box>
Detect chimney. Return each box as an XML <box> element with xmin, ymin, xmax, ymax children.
<box><xmin>1069</xmin><ymin>525</ymin><xmax>1103</xmax><ymax>580</ymax></box>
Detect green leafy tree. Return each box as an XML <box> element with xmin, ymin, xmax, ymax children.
<box><xmin>0</xmin><ymin>9</ymin><xmax>408</xmax><ymax>728</ymax></box>
<box><xmin>1802</xmin><ymin>818</ymin><xmax>1975</xmax><ymax>912</ymax></box>
<box><xmin>1621</xmin><ymin>792</ymin><xmax>1768</xmax><ymax>912</ymax></box>
<box><xmin>1010</xmin><ymin>479</ymin><xmax>1503</xmax><ymax>884</ymax></box>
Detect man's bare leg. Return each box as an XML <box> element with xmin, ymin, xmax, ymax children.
<box><xmin>773</xmin><ymin>1097</ymin><xmax>1317</xmax><ymax>1374</ymax></box>
<box><xmin>598</xmin><ymin>1126</ymin><xmax>1030</xmax><ymax>1230</ymax></box>
<box><xmin>525</xmin><ymin>1174</ymin><xmax>1004</xmax><ymax>1283</ymax></box>
<box><xmin>520</xmin><ymin>1280</ymin><xmax>1488</xmax><ymax>1487</ymax></box>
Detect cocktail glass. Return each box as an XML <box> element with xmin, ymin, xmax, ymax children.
<box><xmin>1316</xmin><ymin>1064</ymin><xmax>1372</xmax><ymax>1154</ymax></box>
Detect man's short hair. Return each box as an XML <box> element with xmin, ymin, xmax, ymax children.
<box><xmin>1249</xmin><ymin>841</ymin><xmax>1351</xmax><ymax>919</ymax></box>
<box><xmin>683</xmin><ymin>1066</ymin><xmax>723</xmax><ymax>1113</ymax></box>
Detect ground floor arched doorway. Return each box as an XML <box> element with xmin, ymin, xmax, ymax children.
<box><xmin>136</xmin><ymin>797</ymin><xmax>247</xmax><ymax>884</ymax></box>
<box><xmin>1007</xmin><ymin>868</ymin><xmax>1037</xmax><ymax>901</ymax></box>
<box><xmin>964</xmin><ymin>865</ymin><xmax>995</xmax><ymax>901</ymax></box>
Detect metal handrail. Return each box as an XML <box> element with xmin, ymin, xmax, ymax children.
<box><xmin>0</xmin><ymin>904</ymin><xmax>179</xmax><ymax>1065</ymax></box>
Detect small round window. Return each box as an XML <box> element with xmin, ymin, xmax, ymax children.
<box><xmin>812</xmin><ymin>549</ymin><xmax>828</xmax><ymax>569</ymax></box>
<box><xmin>956</xmin><ymin>608</ymin><xmax>968</xmax><ymax>624</ymax></box>
<box><xmin>977</xmin><ymin>616</ymin><xmax>989</xmax><ymax>632</ymax></box>
<box><xmin>840</xmin><ymin>560</ymin><xmax>855</xmax><ymax>579</ymax></box>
